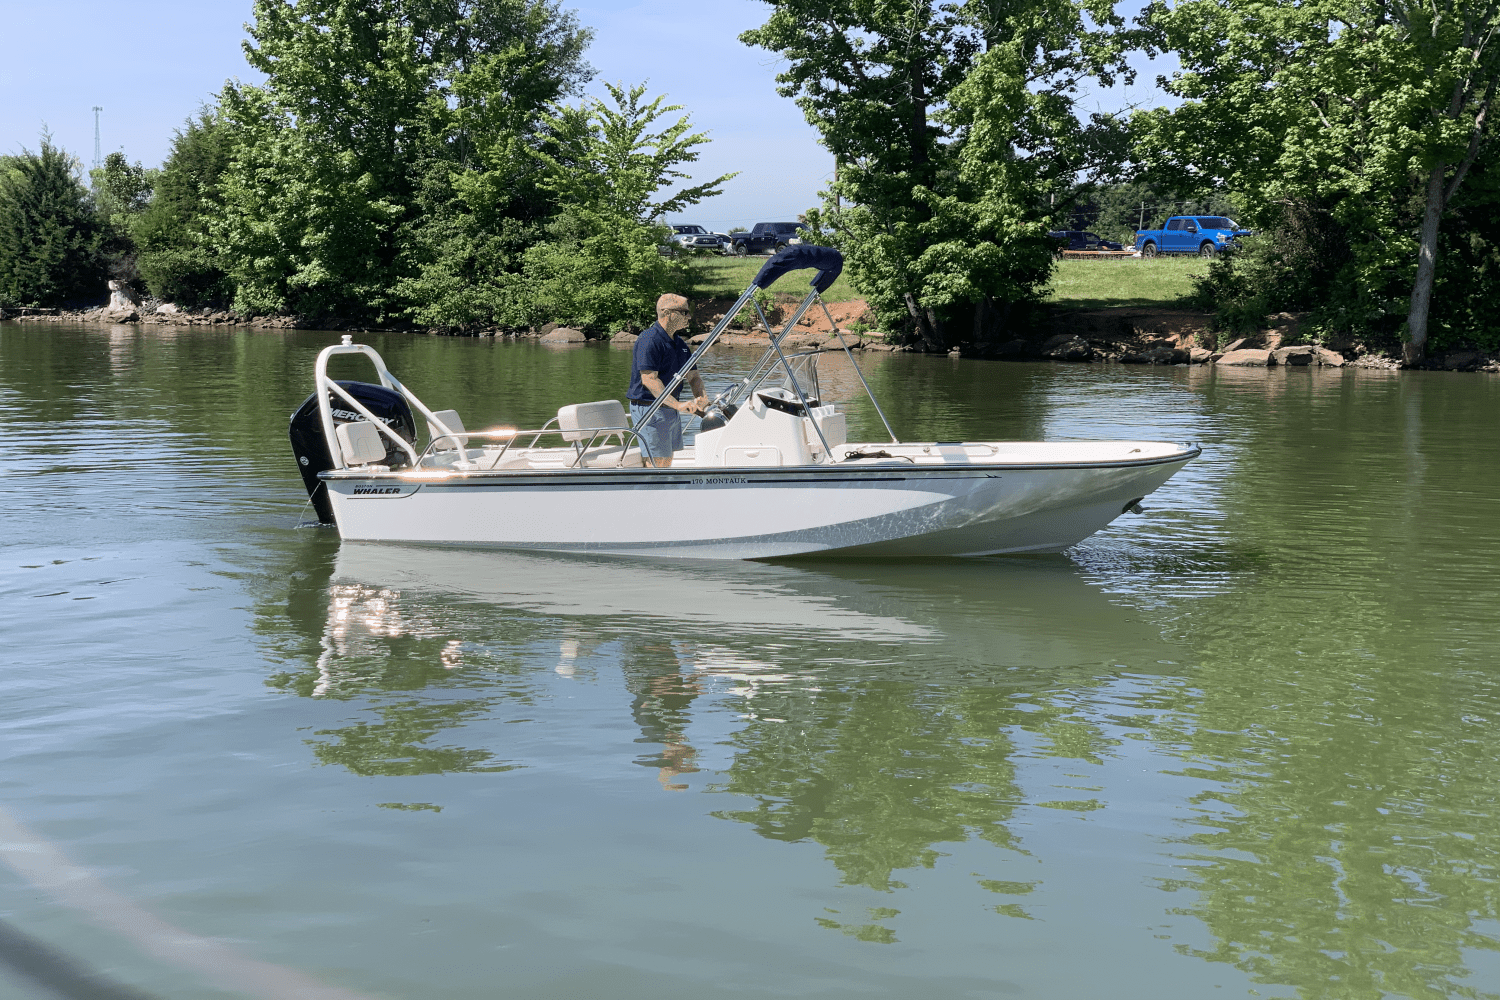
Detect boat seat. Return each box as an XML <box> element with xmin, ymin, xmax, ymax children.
<box><xmin>427</xmin><ymin>409</ymin><xmax>467</xmax><ymax>451</ymax></box>
<box><xmin>557</xmin><ymin>400</ymin><xmax>628</xmax><ymax>443</ymax></box>
<box><xmin>576</xmin><ymin>445</ymin><xmax>644</xmax><ymax>468</ymax></box>
<box><xmin>473</xmin><ymin>449</ymin><xmax>528</xmax><ymax>471</ymax></box>
<box><xmin>336</xmin><ymin>420</ymin><xmax>387</xmax><ymax>466</ymax></box>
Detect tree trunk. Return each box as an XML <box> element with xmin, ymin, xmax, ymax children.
<box><xmin>1405</xmin><ymin>163</ymin><xmax>1446</xmax><ymax>365</ymax></box>
<box><xmin>973</xmin><ymin>294</ymin><xmax>1005</xmax><ymax>347</ymax></box>
<box><xmin>904</xmin><ymin>292</ymin><xmax>942</xmax><ymax>351</ymax></box>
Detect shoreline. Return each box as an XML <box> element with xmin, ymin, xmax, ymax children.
<box><xmin>4</xmin><ymin>303</ymin><xmax>1495</xmax><ymax>374</ymax></box>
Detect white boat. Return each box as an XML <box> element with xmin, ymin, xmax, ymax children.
<box><xmin>288</xmin><ymin>247</ymin><xmax>1199</xmax><ymax>559</ymax></box>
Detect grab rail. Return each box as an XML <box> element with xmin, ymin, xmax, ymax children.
<box><xmin>420</xmin><ymin>424</ymin><xmax>652</xmax><ymax>468</ymax></box>
<box><xmin>315</xmin><ymin>337</ymin><xmax>462</xmax><ymax>470</ymax></box>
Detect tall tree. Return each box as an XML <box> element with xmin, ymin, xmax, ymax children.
<box><xmin>508</xmin><ymin>82</ymin><xmax>735</xmax><ymax>331</ymax></box>
<box><xmin>1136</xmin><ymin>0</ymin><xmax>1500</xmax><ymax>361</ymax></box>
<box><xmin>89</xmin><ymin>152</ymin><xmax>156</xmax><ymax>288</ymax></box>
<box><xmin>216</xmin><ymin>0</ymin><xmax>591</xmax><ymax>320</ymax></box>
<box><xmin>0</xmin><ymin>138</ymin><xmax>105</xmax><ymax>308</ymax></box>
<box><xmin>394</xmin><ymin>0</ymin><xmax>593</xmax><ymax>328</ymax></box>
<box><xmin>133</xmin><ymin>110</ymin><xmax>236</xmax><ymax>307</ymax></box>
<box><xmin>742</xmin><ymin>0</ymin><xmax>1138</xmax><ymax>348</ymax></box>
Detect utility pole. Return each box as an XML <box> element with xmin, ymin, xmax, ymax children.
<box><xmin>1139</xmin><ymin>201</ymin><xmax>1145</xmax><ymax>231</ymax></box>
<box><xmin>92</xmin><ymin>107</ymin><xmax>103</xmax><ymax>170</ymax></box>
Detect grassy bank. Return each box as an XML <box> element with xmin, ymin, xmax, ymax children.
<box><xmin>687</xmin><ymin>255</ymin><xmax>862</xmax><ymax>302</ymax></box>
<box><xmin>688</xmin><ymin>253</ymin><xmax>1205</xmax><ymax>314</ymax></box>
<box><xmin>1045</xmin><ymin>257</ymin><xmax>1203</xmax><ymax>310</ymax></box>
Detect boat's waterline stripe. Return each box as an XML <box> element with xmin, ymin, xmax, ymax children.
<box><xmin>0</xmin><ymin>807</ymin><xmax>374</xmax><ymax>1000</ymax></box>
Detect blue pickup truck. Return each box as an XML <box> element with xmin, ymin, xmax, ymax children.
<box><xmin>1135</xmin><ymin>216</ymin><xmax>1251</xmax><ymax>258</ymax></box>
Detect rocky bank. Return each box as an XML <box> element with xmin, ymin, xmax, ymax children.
<box><xmin>4</xmin><ymin>297</ymin><xmax>1494</xmax><ymax>373</ymax></box>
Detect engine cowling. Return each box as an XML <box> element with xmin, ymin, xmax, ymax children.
<box><xmin>288</xmin><ymin>381</ymin><xmax>416</xmax><ymax>524</ymax></box>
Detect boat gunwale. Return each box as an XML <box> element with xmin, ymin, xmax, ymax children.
<box><xmin>319</xmin><ymin>443</ymin><xmax>1202</xmax><ymax>484</ymax></box>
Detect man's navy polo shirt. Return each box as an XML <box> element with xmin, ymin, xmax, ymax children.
<box><xmin>627</xmin><ymin>322</ymin><xmax>695</xmax><ymax>404</ymax></box>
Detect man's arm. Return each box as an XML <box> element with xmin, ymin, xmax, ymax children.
<box><xmin>686</xmin><ymin>370</ymin><xmax>708</xmax><ymax>411</ymax></box>
<box><xmin>640</xmin><ymin>371</ymin><xmax>701</xmax><ymax>413</ymax></box>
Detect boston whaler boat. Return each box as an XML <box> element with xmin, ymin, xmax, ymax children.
<box><xmin>288</xmin><ymin>246</ymin><xmax>1199</xmax><ymax>559</ymax></box>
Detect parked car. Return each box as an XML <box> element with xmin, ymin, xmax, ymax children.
<box><xmin>1133</xmin><ymin>216</ymin><xmax>1251</xmax><ymax>258</ymax></box>
<box><xmin>1048</xmin><ymin>230</ymin><xmax>1125</xmax><ymax>253</ymax></box>
<box><xmin>730</xmin><ymin>222</ymin><xmax>803</xmax><ymax>256</ymax></box>
<box><xmin>669</xmin><ymin>224</ymin><xmax>730</xmax><ymax>254</ymax></box>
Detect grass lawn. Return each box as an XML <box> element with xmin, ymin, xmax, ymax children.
<box><xmin>686</xmin><ymin>254</ymin><xmax>863</xmax><ymax>302</ymax></box>
<box><xmin>1045</xmin><ymin>256</ymin><xmax>1205</xmax><ymax>310</ymax></box>
<box><xmin>688</xmin><ymin>251</ymin><xmax>1207</xmax><ymax>311</ymax></box>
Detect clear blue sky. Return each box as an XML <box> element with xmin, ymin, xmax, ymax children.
<box><xmin>0</xmin><ymin>1</ymin><xmax>1172</xmax><ymax>230</ymax></box>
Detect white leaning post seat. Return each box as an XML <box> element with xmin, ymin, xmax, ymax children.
<box><xmin>336</xmin><ymin>420</ymin><xmax>387</xmax><ymax>466</ymax></box>
<box><xmin>557</xmin><ymin>400</ymin><xmax>642</xmax><ymax>467</ymax></box>
<box><xmin>427</xmin><ymin>409</ymin><xmax>466</xmax><ymax>451</ymax></box>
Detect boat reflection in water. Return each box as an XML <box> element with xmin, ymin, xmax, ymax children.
<box><xmin>295</xmin><ymin>542</ymin><xmax>1179</xmax><ymax>817</ymax></box>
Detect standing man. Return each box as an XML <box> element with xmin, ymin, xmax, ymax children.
<box><xmin>627</xmin><ymin>293</ymin><xmax>708</xmax><ymax>468</ymax></box>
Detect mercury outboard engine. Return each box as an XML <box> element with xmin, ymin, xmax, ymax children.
<box><xmin>289</xmin><ymin>381</ymin><xmax>417</xmax><ymax>524</ymax></box>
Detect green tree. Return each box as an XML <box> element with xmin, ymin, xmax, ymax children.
<box><xmin>395</xmin><ymin>0</ymin><xmax>593</xmax><ymax>329</ymax></box>
<box><xmin>505</xmin><ymin>81</ymin><xmax>735</xmax><ymax>331</ymax></box>
<box><xmin>742</xmin><ymin>0</ymin><xmax>1139</xmax><ymax>348</ymax></box>
<box><xmin>216</xmin><ymin>0</ymin><xmax>591</xmax><ymax>321</ymax></box>
<box><xmin>1135</xmin><ymin>0</ymin><xmax>1500</xmax><ymax>359</ymax></box>
<box><xmin>89</xmin><ymin>153</ymin><xmax>154</xmax><ymax>233</ymax></box>
<box><xmin>88</xmin><ymin>152</ymin><xmax>156</xmax><ymax>287</ymax></box>
<box><xmin>0</xmin><ymin>138</ymin><xmax>105</xmax><ymax>308</ymax></box>
<box><xmin>133</xmin><ymin>110</ymin><xmax>236</xmax><ymax>307</ymax></box>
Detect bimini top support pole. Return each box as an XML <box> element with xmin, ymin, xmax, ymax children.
<box><xmin>752</xmin><ymin>296</ymin><xmax>834</xmax><ymax>461</ymax></box>
<box><xmin>817</xmin><ymin>295</ymin><xmax>899</xmax><ymax>444</ymax></box>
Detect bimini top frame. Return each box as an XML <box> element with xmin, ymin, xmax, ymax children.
<box><xmin>632</xmin><ymin>245</ymin><xmax>900</xmax><ymax>452</ymax></box>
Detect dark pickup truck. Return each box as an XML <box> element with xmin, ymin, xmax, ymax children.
<box><xmin>731</xmin><ymin>222</ymin><xmax>803</xmax><ymax>256</ymax></box>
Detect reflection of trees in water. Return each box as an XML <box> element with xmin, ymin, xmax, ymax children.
<box><xmin>309</xmin><ymin>699</ymin><xmax>517</xmax><ymax>776</ymax></box>
<box><xmin>708</xmin><ymin>673</ymin><xmax>1118</xmax><ymax>941</ymax></box>
<box><xmin>1145</xmin><ymin>647</ymin><xmax>1500</xmax><ymax>998</ymax></box>
<box><xmin>1123</xmin><ymin>373</ymin><xmax>1500</xmax><ymax>998</ymax></box>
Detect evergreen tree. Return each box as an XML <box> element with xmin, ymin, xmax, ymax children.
<box><xmin>0</xmin><ymin>138</ymin><xmax>105</xmax><ymax>308</ymax></box>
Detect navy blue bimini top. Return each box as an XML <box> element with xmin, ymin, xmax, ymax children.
<box><xmin>627</xmin><ymin>322</ymin><xmax>694</xmax><ymax>404</ymax></box>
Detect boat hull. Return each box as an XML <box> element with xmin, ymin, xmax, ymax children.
<box><xmin>322</xmin><ymin>448</ymin><xmax>1196</xmax><ymax>559</ymax></box>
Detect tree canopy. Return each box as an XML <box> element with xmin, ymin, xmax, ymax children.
<box><xmin>7</xmin><ymin>0</ymin><xmax>1500</xmax><ymax>357</ymax></box>
<box><xmin>742</xmin><ymin>0</ymin><xmax>1140</xmax><ymax>348</ymax></box>
<box><xmin>1135</xmin><ymin>0</ymin><xmax>1500</xmax><ymax>356</ymax></box>
<box><xmin>0</xmin><ymin>139</ymin><xmax>104</xmax><ymax>308</ymax></box>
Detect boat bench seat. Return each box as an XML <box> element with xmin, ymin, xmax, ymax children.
<box><xmin>576</xmin><ymin>445</ymin><xmax>643</xmax><ymax>468</ymax></box>
<box><xmin>555</xmin><ymin>400</ymin><xmax>639</xmax><ymax>467</ymax></box>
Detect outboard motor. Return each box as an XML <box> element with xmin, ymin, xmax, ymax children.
<box><xmin>289</xmin><ymin>381</ymin><xmax>417</xmax><ymax>524</ymax></box>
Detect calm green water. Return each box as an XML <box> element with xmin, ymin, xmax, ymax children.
<box><xmin>2</xmin><ymin>323</ymin><xmax>1498</xmax><ymax>1000</ymax></box>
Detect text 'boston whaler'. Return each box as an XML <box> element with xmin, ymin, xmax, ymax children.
<box><xmin>288</xmin><ymin>246</ymin><xmax>1200</xmax><ymax>559</ymax></box>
